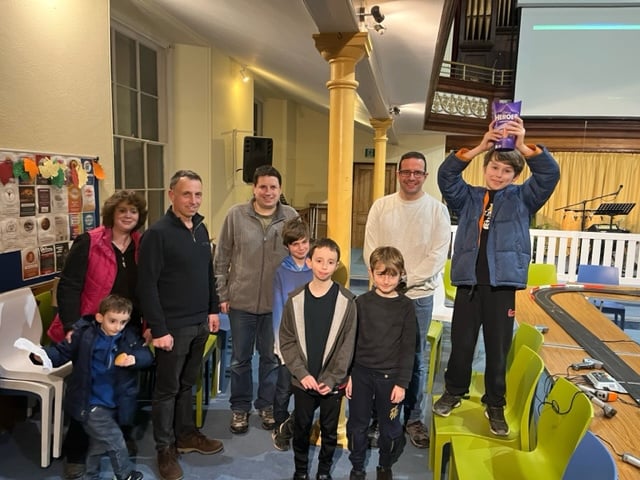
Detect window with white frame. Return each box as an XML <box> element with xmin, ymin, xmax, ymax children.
<box><xmin>111</xmin><ymin>26</ymin><xmax>166</xmax><ymax>226</ymax></box>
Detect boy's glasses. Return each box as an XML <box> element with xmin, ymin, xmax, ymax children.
<box><xmin>398</xmin><ymin>170</ymin><xmax>427</xmax><ymax>178</ymax></box>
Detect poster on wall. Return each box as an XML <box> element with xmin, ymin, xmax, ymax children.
<box><xmin>0</xmin><ymin>149</ymin><xmax>101</xmax><ymax>284</ymax></box>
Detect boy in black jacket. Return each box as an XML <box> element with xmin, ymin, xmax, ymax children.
<box><xmin>346</xmin><ymin>247</ymin><xmax>416</xmax><ymax>480</ymax></box>
<box><xmin>32</xmin><ymin>295</ymin><xmax>153</xmax><ymax>480</ymax></box>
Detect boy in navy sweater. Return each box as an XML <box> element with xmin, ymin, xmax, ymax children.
<box><xmin>32</xmin><ymin>295</ymin><xmax>153</xmax><ymax>480</ymax></box>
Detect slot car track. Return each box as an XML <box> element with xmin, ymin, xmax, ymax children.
<box><xmin>532</xmin><ymin>285</ymin><xmax>640</xmax><ymax>405</ymax></box>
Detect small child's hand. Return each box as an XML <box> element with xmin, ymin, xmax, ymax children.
<box><xmin>345</xmin><ymin>377</ymin><xmax>353</xmax><ymax>399</ymax></box>
<box><xmin>390</xmin><ymin>385</ymin><xmax>405</xmax><ymax>404</ymax></box>
<box><xmin>114</xmin><ymin>353</ymin><xmax>135</xmax><ymax>367</ymax></box>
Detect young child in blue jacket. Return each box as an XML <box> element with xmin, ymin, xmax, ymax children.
<box><xmin>434</xmin><ymin>117</ymin><xmax>560</xmax><ymax>436</ymax></box>
<box><xmin>31</xmin><ymin>294</ymin><xmax>153</xmax><ymax>480</ymax></box>
<box><xmin>271</xmin><ymin>217</ymin><xmax>313</xmax><ymax>451</ymax></box>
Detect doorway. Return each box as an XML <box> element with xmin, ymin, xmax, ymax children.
<box><xmin>351</xmin><ymin>163</ymin><xmax>397</xmax><ymax>248</ymax></box>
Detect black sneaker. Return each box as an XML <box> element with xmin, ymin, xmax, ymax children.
<box><xmin>272</xmin><ymin>429</ymin><xmax>290</xmax><ymax>451</ymax></box>
<box><xmin>485</xmin><ymin>406</ymin><xmax>509</xmax><ymax>436</ymax></box>
<box><xmin>404</xmin><ymin>420</ymin><xmax>429</xmax><ymax>448</ymax></box>
<box><xmin>432</xmin><ymin>391</ymin><xmax>462</xmax><ymax>417</ymax></box>
<box><xmin>122</xmin><ymin>472</ymin><xmax>144</xmax><ymax>480</ymax></box>
<box><xmin>259</xmin><ymin>407</ymin><xmax>276</xmax><ymax>430</ymax></box>
<box><xmin>230</xmin><ymin>411</ymin><xmax>249</xmax><ymax>434</ymax></box>
<box><xmin>349</xmin><ymin>469</ymin><xmax>366</xmax><ymax>480</ymax></box>
<box><xmin>280</xmin><ymin>412</ymin><xmax>294</xmax><ymax>438</ymax></box>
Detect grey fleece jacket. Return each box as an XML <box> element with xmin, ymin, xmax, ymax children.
<box><xmin>214</xmin><ymin>199</ymin><xmax>298</xmax><ymax>314</ymax></box>
<box><xmin>279</xmin><ymin>283</ymin><xmax>357</xmax><ymax>392</ymax></box>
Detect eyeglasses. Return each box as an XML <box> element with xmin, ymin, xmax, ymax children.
<box><xmin>398</xmin><ymin>170</ymin><xmax>427</xmax><ymax>178</ymax></box>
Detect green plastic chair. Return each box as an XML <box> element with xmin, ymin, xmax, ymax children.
<box><xmin>195</xmin><ymin>333</ymin><xmax>219</xmax><ymax>428</ymax></box>
<box><xmin>468</xmin><ymin>322</ymin><xmax>544</xmax><ymax>399</ymax></box>
<box><xmin>443</xmin><ymin>259</ymin><xmax>456</xmax><ymax>302</ymax></box>
<box><xmin>35</xmin><ymin>290</ymin><xmax>55</xmax><ymax>346</ymax></box>
<box><xmin>527</xmin><ymin>263</ymin><xmax>558</xmax><ymax>286</ymax></box>
<box><xmin>429</xmin><ymin>345</ymin><xmax>544</xmax><ymax>480</ymax></box>
<box><xmin>426</xmin><ymin>320</ymin><xmax>444</xmax><ymax>394</ymax></box>
<box><xmin>449</xmin><ymin>377</ymin><xmax>594</xmax><ymax>480</ymax></box>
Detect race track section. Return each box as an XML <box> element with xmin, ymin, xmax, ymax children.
<box><xmin>532</xmin><ymin>285</ymin><xmax>640</xmax><ymax>405</ymax></box>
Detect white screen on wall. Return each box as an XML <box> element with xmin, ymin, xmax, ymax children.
<box><xmin>514</xmin><ymin>6</ymin><xmax>640</xmax><ymax>117</ymax></box>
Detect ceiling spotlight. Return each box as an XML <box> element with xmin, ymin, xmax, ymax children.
<box><xmin>370</xmin><ymin>5</ymin><xmax>385</xmax><ymax>23</ymax></box>
<box><xmin>239</xmin><ymin>67</ymin><xmax>250</xmax><ymax>83</ymax></box>
<box><xmin>357</xmin><ymin>5</ymin><xmax>385</xmax><ymax>25</ymax></box>
<box><xmin>389</xmin><ymin>106</ymin><xmax>400</xmax><ymax>116</ymax></box>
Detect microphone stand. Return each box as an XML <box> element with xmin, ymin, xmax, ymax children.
<box><xmin>555</xmin><ymin>187</ymin><xmax>622</xmax><ymax>231</ymax></box>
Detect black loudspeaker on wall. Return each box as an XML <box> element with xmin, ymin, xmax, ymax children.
<box><xmin>242</xmin><ymin>136</ymin><xmax>273</xmax><ymax>183</ymax></box>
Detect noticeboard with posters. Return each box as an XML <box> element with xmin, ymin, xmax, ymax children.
<box><xmin>0</xmin><ymin>149</ymin><xmax>101</xmax><ymax>292</ymax></box>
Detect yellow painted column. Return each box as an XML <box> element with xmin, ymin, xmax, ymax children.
<box><xmin>370</xmin><ymin>118</ymin><xmax>393</xmax><ymax>202</ymax></box>
<box><xmin>314</xmin><ymin>32</ymin><xmax>371</xmax><ymax>283</ymax></box>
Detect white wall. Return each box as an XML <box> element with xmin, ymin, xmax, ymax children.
<box><xmin>0</xmin><ymin>0</ymin><xmax>114</xmax><ymax>191</ymax></box>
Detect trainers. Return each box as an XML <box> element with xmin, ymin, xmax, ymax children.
<box><xmin>259</xmin><ymin>407</ymin><xmax>276</xmax><ymax>430</ymax></box>
<box><xmin>272</xmin><ymin>429</ymin><xmax>291</xmax><ymax>451</ymax></box>
<box><xmin>230</xmin><ymin>410</ymin><xmax>249</xmax><ymax>434</ymax></box>
<box><xmin>405</xmin><ymin>420</ymin><xmax>429</xmax><ymax>448</ymax></box>
<box><xmin>316</xmin><ymin>475</ymin><xmax>332</xmax><ymax>480</ymax></box>
<box><xmin>122</xmin><ymin>472</ymin><xmax>144</xmax><ymax>480</ymax></box>
<box><xmin>485</xmin><ymin>406</ymin><xmax>510</xmax><ymax>436</ymax></box>
<box><xmin>367</xmin><ymin>420</ymin><xmax>379</xmax><ymax>449</ymax></box>
<box><xmin>280</xmin><ymin>412</ymin><xmax>295</xmax><ymax>438</ymax></box>
<box><xmin>376</xmin><ymin>466</ymin><xmax>393</xmax><ymax>480</ymax></box>
<box><xmin>157</xmin><ymin>446</ymin><xmax>183</xmax><ymax>480</ymax></box>
<box><xmin>349</xmin><ymin>469</ymin><xmax>367</xmax><ymax>480</ymax></box>
<box><xmin>432</xmin><ymin>391</ymin><xmax>462</xmax><ymax>417</ymax></box>
<box><xmin>63</xmin><ymin>460</ymin><xmax>85</xmax><ymax>479</ymax></box>
<box><xmin>176</xmin><ymin>430</ymin><xmax>224</xmax><ymax>454</ymax></box>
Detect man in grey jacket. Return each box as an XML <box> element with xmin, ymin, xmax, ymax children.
<box><xmin>214</xmin><ymin>165</ymin><xmax>299</xmax><ymax>434</ymax></box>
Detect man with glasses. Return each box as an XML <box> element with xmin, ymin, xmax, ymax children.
<box><xmin>363</xmin><ymin>151</ymin><xmax>451</xmax><ymax>449</ymax></box>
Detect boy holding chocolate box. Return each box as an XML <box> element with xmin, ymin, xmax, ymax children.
<box><xmin>433</xmin><ymin>117</ymin><xmax>560</xmax><ymax>436</ymax></box>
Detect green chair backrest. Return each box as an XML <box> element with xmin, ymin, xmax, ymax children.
<box><xmin>35</xmin><ymin>290</ymin><xmax>55</xmax><ymax>346</ymax></box>
<box><xmin>527</xmin><ymin>263</ymin><xmax>558</xmax><ymax>286</ymax></box>
<box><xmin>443</xmin><ymin>259</ymin><xmax>456</xmax><ymax>301</ymax></box>
<box><xmin>506</xmin><ymin>322</ymin><xmax>544</xmax><ymax>370</ymax></box>
<box><xmin>536</xmin><ymin>377</ymin><xmax>594</xmax><ymax>478</ymax></box>
<box><xmin>505</xmin><ymin>344</ymin><xmax>545</xmax><ymax>449</ymax></box>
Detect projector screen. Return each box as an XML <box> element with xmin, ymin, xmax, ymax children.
<box><xmin>514</xmin><ymin>6</ymin><xmax>640</xmax><ymax>118</ymax></box>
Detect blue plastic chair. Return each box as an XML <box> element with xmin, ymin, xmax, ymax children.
<box><xmin>576</xmin><ymin>264</ymin><xmax>626</xmax><ymax>329</ymax></box>
<box><xmin>563</xmin><ymin>431</ymin><xmax>617</xmax><ymax>480</ymax></box>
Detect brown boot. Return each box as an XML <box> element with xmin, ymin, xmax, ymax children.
<box><xmin>176</xmin><ymin>430</ymin><xmax>224</xmax><ymax>454</ymax></box>
<box><xmin>157</xmin><ymin>446</ymin><xmax>183</xmax><ymax>480</ymax></box>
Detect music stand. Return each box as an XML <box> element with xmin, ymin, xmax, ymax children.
<box><xmin>593</xmin><ymin>202</ymin><xmax>636</xmax><ymax>230</ymax></box>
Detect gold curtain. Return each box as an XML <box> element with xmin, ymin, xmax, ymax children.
<box><xmin>459</xmin><ymin>151</ymin><xmax>640</xmax><ymax>233</ymax></box>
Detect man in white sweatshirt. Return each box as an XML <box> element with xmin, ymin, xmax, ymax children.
<box><xmin>363</xmin><ymin>151</ymin><xmax>451</xmax><ymax>448</ymax></box>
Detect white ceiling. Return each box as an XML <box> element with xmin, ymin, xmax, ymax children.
<box><xmin>122</xmin><ymin>0</ymin><xmax>445</xmax><ymax>143</ymax></box>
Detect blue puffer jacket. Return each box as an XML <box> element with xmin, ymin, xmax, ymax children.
<box><xmin>438</xmin><ymin>146</ymin><xmax>560</xmax><ymax>288</ymax></box>
<box><xmin>43</xmin><ymin>317</ymin><xmax>154</xmax><ymax>425</ymax></box>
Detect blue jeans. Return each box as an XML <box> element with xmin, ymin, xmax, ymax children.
<box><xmin>152</xmin><ymin>322</ymin><xmax>209</xmax><ymax>449</ymax></box>
<box><xmin>404</xmin><ymin>294</ymin><xmax>433</xmax><ymax>424</ymax></box>
<box><xmin>84</xmin><ymin>406</ymin><xmax>133</xmax><ymax>480</ymax></box>
<box><xmin>229</xmin><ymin>309</ymin><xmax>279</xmax><ymax>412</ymax></box>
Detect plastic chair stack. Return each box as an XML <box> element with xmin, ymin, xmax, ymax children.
<box><xmin>0</xmin><ymin>288</ymin><xmax>72</xmax><ymax>467</ymax></box>
<box><xmin>429</xmin><ymin>345</ymin><xmax>545</xmax><ymax>480</ymax></box>
<box><xmin>527</xmin><ymin>262</ymin><xmax>558</xmax><ymax>286</ymax></box>
<box><xmin>449</xmin><ymin>377</ymin><xmax>594</xmax><ymax>480</ymax></box>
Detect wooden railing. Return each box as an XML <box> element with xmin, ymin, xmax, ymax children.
<box><xmin>449</xmin><ymin>226</ymin><xmax>640</xmax><ymax>286</ymax></box>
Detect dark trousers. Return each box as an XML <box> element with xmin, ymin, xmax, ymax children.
<box><xmin>84</xmin><ymin>406</ymin><xmax>133</xmax><ymax>480</ymax></box>
<box><xmin>152</xmin><ymin>322</ymin><xmax>209</xmax><ymax>449</ymax></box>
<box><xmin>444</xmin><ymin>285</ymin><xmax>515</xmax><ymax>406</ymax></box>
<box><xmin>292</xmin><ymin>386</ymin><xmax>343</xmax><ymax>476</ymax></box>
<box><xmin>63</xmin><ymin>418</ymin><xmax>89</xmax><ymax>463</ymax></box>
<box><xmin>274</xmin><ymin>362</ymin><xmax>293</xmax><ymax>427</ymax></box>
<box><xmin>347</xmin><ymin>365</ymin><xmax>406</xmax><ymax>470</ymax></box>
<box><xmin>229</xmin><ymin>309</ymin><xmax>279</xmax><ymax>412</ymax></box>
